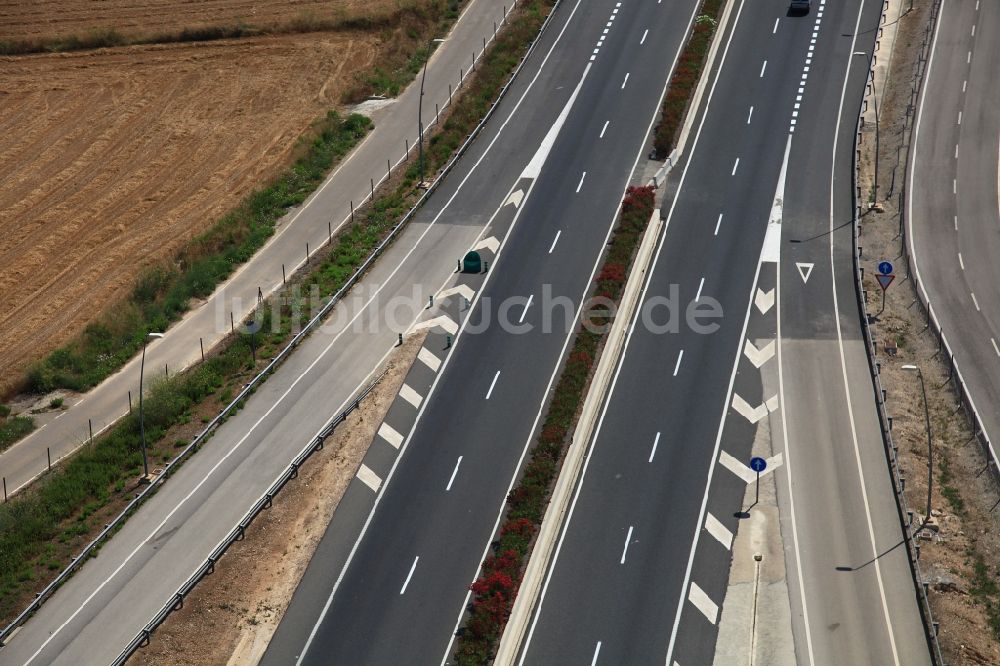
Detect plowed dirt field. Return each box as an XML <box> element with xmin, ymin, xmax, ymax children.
<box><xmin>0</xmin><ymin>2</ymin><xmax>397</xmax><ymax>396</ymax></box>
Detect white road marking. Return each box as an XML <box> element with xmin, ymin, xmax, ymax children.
<box><xmin>620</xmin><ymin>525</ymin><xmax>634</xmax><ymax>564</ymax></box>
<box><xmin>743</xmin><ymin>339</ymin><xmax>776</xmax><ymax>368</ymax></box>
<box><xmin>759</xmin><ymin>60</ymin><xmax>767</xmax><ymax>77</ymax></box>
<box><xmin>438</xmin><ymin>284</ymin><xmax>476</xmax><ymax>302</ymax></box>
<box><xmin>548</xmin><ymin>230</ymin><xmax>562</xmax><ymax>253</ymax></box>
<box><xmin>731</xmin><ymin>393</ymin><xmax>779</xmax><ymax>424</ymax></box>
<box><xmin>649</xmin><ymin>432</ymin><xmax>660</xmax><ymax>463</ymax></box>
<box><xmin>732</xmin><ymin>158</ymin><xmax>740</xmax><ymax>175</ymax></box>
<box><xmin>600</xmin><ymin>120</ymin><xmax>609</xmax><ymax>138</ymax></box>
<box><xmin>796</xmin><ymin>262</ymin><xmax>814</xmax><ymax>283</ymax></box>
<box><xmin>576</xmin><ymin>171</ymin><xmax>587</xmax><ymax>193</ymax></box>
<box><xmin>473</xmin><ymin>235</ymin><xmax>500</xmax><ymax>253</ymax></box>
<box><xmin>715</xmin><ymin>213</ymin><xmax>723</xmax><ymax>235</ymax></box>
<box><xmin>755</xmin><ymin>288</ymin><xmax>775</xmax><ymax>314</ymax></box>
<box><xmin>485</xmin><ymin>371</ymin><xmax>501</xmax><ymax>399</ymax></box>
<box><xmin>519</xmin><ymin>294</ymin><xmax>534</xmax><ymax>323</ymax></box>
<box><xmin>957</xmin><ymin>111</ymin><xmax>962</xmax><ymax>124</ymax></box>
<box><xmin>399</xmin><ymin>383</ymin><xmax>424</xmax><ymax>408</ymax></box>
<box><xmin>972</xmin><ymin>24</ymin><xmax>976</xmax><ymax>36</ymax></box>
<box><xmin>719</xmin><ymin>451</ymin><xmax>757</xmax><ymax>484</ymax></box>
<box><xmin>400</xmin><ymin>556</ymin><xmax>419</xmax><ymax>594</ymax></box>
<box><xmin>522</xmin><ymin>61</ymin><xmax>594</xmax><ymax>179</ymax></box>
<box><xmin>773</xmin><ymin>17</ymin><xmax>780</xmax><ymax>33</ymax></box>
<box><xmin>621</xmin><ymin>72</ymin><xmax>630</xmax><ymax>89</ymax></box>
<box><xmin>378</xmin><ymin>422</ymin><xmax>405</xmax><ymax>449</ymax></box>
<box><xmin>963</xmin><ymin>80</ymin><xmax>967</xmax><ymax>93</ymax></box>
<box><xmin>446</xmin><ymin>456</ymin><xmax>463</xmax><ymax>491</ymax></box>
<box><xmin>504</xmin><ymin>188</ymin><xmax>525</xmax><ymax>208</ymax></box>
<box><xmin>992</xmin><ymin>338</ymin><xmax>1000</xmax><ymax>356</ymax></box>
<box><xmin>695</xmin><ymin>277</ymin><xmax>705</xmax><ymax>301</ymax></box>
<box><xmin>968</xmin><ymin>50</ymin><xmax>972</xmax><ymax>63</ymax></box>
<box><xmin>704</xmin><ymin>512</ymin><xmax>733</xmax><ymax>550</ymax></box>
<box><xmin>412</xmin><ymin>315</ymin><xmax>459</xmax><ymax>335</ymax></box>
<box><xmin>958</xmin><ymin>252</ymin><xmax>965</xmax><ymax>270</ymax></box>
<box><xmin>971</xmin><ymin>292</ymin><xmax>981</xmax><ymax>311</ymax></box>
<box><xmin>747</xmin><ymin>105</ymin><xmax>754</xmax><ymax>124</ymax></box>
<box><xmin>418</xmin><ymin>347</ymin><xmax>442</xmax><ymax>372</ymax></box>
<box><xmin>954</xmin><ymin>179</ymin><xmax>957</xmax><ymax>194</ymax></box>
<box><xmin>641</xmin><ymin>29</ymin><xmax>649</xmax><ymax>45</ymax></box>
<box><xmin>688</xmin><ymin>582</ymin><xmax>719</xmax><ymax>624</ymax></box>
<box><xmin>591</xmin><ymin>642</ymin><xmax>602</xmax><ymax>666</ymax></box>
<box><xmin>673</xmin><ymin>349</ymin><xmax>685</xmax><ymax>376</ymax></box>
<box><xmin>955</xmin><ymin>144</ymin><xmax>959</xmax><ymax>159</ymax></box>
<box><xmin>357</xmin><ymin>464</ymin><xmax>382</xmax><ymax>492</ymax></box>
<box><xmin>954</xmin><ymin>215</ymin><xmax>959</xmax><ymax>231</ymax></box>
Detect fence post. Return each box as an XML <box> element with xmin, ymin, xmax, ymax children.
<box><xmin>89</xmin><ymin>419</ymin><xmax>93</xmax><ymax>443</ymax></box>
<box><xmin>129</xmin><ymin>390</ymin><xmax>133</xmax><ymax>414</ymax></box>
<box><xmin>47</xmin><ymin>447</ymin><xmax>51</xmax><ymax>472</ymax></box>
<box><xmin>351</xmin><ymin>201</ymin><xmax>355</xmax><ymax>224</ymax></box>
<box><xmin>329</xmin><ymin>221</ymin><xmax>332</xmax><ymax>245</ymax></box>
<box><xmin>231</xmin><ymin>312</ymin><xmax>235</xmax><ymax>332</ymax></box>
<box><xmin>282</xmin><ymin>264</ymin><xmax>286</xmax><ymax>285</ymax></box>
<box><xmin>200</xmin><ymin>337</ymin><xmax>205</xmax><ymax>363</ymax></box>
<box><xmin>3</xmin><ymin>477</ymin><xmax>5</xmax><ymax>503</ymax></box>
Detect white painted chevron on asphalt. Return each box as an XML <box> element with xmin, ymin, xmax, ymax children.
<box><xmin>412</xmin><ymin>315</ymin><xmax>458</xmax><ymax>335</ymax></box>
<box><xmin>704</xmin><ymin>512</ymin><xmax>733</xmax><ymax>550</ymax></box>
<box><xmin>754</xmin><ymin>288</ymin><xmax>775</xmax><ymax>315</ymax></box>
<box><xmin>472</xmin><ymin>236</ymin><xmax>500</xmax><ymax>253</ymax></box>
<box><xmin>437</xmin><ymin>284</ymin><xmax>475</xmax><ymax>302</ymax></box>
<box><xmin>399</xmin><ymin>383</ymin><xmax>423</xmax><ymax>409</ymax></box>
<box><xmin>719</xmin><ymin>450</ymin><xmax>757</xmax><ymax>484</ymax></box>
<box><xmin>743</xmin><ymin>339</ymin><xmax>776</xmax><ymax>368</ymax></box>
<box><xmin>378</xmin><ymin>422</ymin><xmax>404</xmax><ymax>449</ymax></box>
<box><xmin>688</xmin><ymin>581</ymin><xmax>719</xmax><ymax>624</ymax></box>
<box><xmin>356</xmin><ymin>464</ymin><xmax>382</xmax><ymax>492</ymax></box>
<box><xmin>504</xmin><ymin>189</ymin><xmax>525</xmax><ymax>208</ymax></box>
<box><xmin>731</xmin><ymin>393</ymin><xmax>780</xmax><ymax>424</ymax></box>
<box><xmin>417</xmin><ymin>347</ymin><xmax>441</xmax><ymax>372</ymax></box>
<box><xmin>720</xmin><ymin>450</ymin><xmax>784</xmax><ymax>484</ymax></box>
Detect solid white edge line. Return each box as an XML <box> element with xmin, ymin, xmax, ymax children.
<box><xmin>824</xmin><ymin>0</ymin><xmax>902</xmax><ymax>658</ymax></box>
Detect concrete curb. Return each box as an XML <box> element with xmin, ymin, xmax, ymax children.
<box><xmin>493</xmin><ymin>210</ymin><xmax>663</xmax><ymax>665</ymax></box>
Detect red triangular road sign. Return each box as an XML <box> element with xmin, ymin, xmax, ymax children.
<box><xmin>876</xmin><ymin>273</ymin><xmax>895</xmax><ymax>291</ymax></box>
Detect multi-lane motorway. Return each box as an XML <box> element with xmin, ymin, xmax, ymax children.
<box><xmin>910</xmin><ymin>0</ymin><xmax>1000</xmax><ymax>470</ymax></box>
<box><xmin>0</xmin><ymin>0</ymin><xmax>937</xmax><ymax>663</ymax></box>
<box><xmin>518</xmin><ymin>0</ymin><xmax>929</xmax><ymax>664</ymax></box>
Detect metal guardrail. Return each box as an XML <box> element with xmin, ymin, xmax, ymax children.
<box><xmin>0</xmin><ymin>0</ymin><xmax>555</xmax><ymax>652</ymax></box>
<box><xmin>851</xmin><ymin>0</ymin><xmax>947</xmax><ymax>662</ymax></box>
<box><xmin>109</xmin><ymin>369</ymin><xmax>385</xmax><ymax>665</ymax></box>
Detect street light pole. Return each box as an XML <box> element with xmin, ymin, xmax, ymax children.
<box><xmin>139</xmin><ymin>332</ymin><xmax>164</xmax><ymax>481</ymax></box>
<box><xmin>902</xmin><ymin>364</ymin><xmax>933</xmax><ymax>531</ymax></box>
<box><xmin>417</xmin><ymin>38</ymin><xmax>445</xmax><ymax>187</ymax></box>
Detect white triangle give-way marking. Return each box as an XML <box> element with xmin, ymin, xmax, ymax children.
<box><xmin>743</xmin><ymin>339</ymin><xmax>775</xmax><ymax>368</ymax></box>
<box><xmin>505</xmin><ymin>189</ymin><xmax>525</xmax><ymax>208</ymax></box>
<box><xmin>796</xmin><ymin>262</ymin><xmax>814</xmax><ymax>283</ymax></box>
<box><xmin>754</xmin><ymin>288</ymin><xmax>774</xmax><ymax>315</ymax></box>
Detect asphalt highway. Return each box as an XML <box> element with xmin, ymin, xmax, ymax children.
<box><xmin>0</xmin><ymin>0</ymin><xmax>513</xmax><ymax>499</ymax></box>
<box><xmin>909</xmin><ymin>0</ymin><xmax>1000</xmax><ymax>470</ymax></box>
<box><xmin>518</xmin><ymin>0</ymin><xmax>930</xmax><ymax>664</ymax></box>
<box><xmin>262</xmin><ymin>0</ymin><xmax>704</xmax><ymax>663</ymax></box>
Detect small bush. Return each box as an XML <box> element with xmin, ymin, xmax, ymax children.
<box><xmin>49</xmin><ymin>398</ymin><xmax>64</xmax><ymax>409</ymax></box>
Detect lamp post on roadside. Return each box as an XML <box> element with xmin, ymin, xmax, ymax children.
<box><xmin>418</xmin><ymin>38</ymin><xmax>447</xmax><ymax>186</ymax></box>
<box><xmin>902</xmin><ymin>364</ymin><xmax>933</xmax><ymax>531</ymax></box>
<box><xmin>139</xmin><ymin>332</ymin><xmax>164</xmax><ymax>481</ymax></box>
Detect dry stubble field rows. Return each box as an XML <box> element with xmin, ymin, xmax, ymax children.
<box><xmin>0</xmin><ymin>0</ymin><xmax>405</xmax><ymax>396</ymax></box>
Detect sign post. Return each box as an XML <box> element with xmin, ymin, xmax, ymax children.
<box><xmin>750</xmin><ymin>456</ymin><xmax>767</xmax><ymax>506</ymax></box>
<box><xmin>875</xmin><ymin>260</ymin><xmax>895</xmax><ymax>317</ymax></box>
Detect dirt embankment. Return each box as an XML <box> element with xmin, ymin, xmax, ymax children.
<box><xmin>0</xmin><ymin>0</ymin><xmax>416</xmax><ymax>396</ymax></box>
<box><xmin>857</xmin><ymin>1</ymin><xmax>1000</xmax><ymax>663</ymax></box>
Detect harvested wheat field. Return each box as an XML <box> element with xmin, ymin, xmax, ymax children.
<box><xmin>0</xmin><ymin>0</ymin><xmax>431</xmax><ymax>396</ymax></box>
<box><xmin>0</xmin><ymin>0</ymin><xmax>372</xmax><ymax>43</ymax></box>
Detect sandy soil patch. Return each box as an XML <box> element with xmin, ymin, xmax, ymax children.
<box><xmin>0</xmin><ymin>29</ymin><xmax>380</xmax><ymax>395</ymax></box>
<box><xmin>128</xmin><ymin>332</ymin><xmax>426</xmax><ymax>665</ymax></box>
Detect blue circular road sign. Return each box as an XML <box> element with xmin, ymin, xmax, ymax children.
<box><xmin>878</xmin><ymin>261</ymin><xmax>893</xmax><ymax>275</ymax></box>
<box><xmin>749</xmin><ymin>456</ymin><xmax>767</xmax><ymax>473</ymax></box>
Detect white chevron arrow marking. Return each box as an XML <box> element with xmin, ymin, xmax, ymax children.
<box><xmin>754</xmin><ymin>288</ymin><xmax>775</xmax><ymax>314</ymax></box>
<box><xmin>719</xmin><ymin>450</ymin><xmax>784</xmax><ymax>485</ymax></box>
<box><xmin>411</xmin><ymin>315</ymin><xmax>458</xmax><ymax>335</ymax></box>
<box><xmin>437</xmin><ymin>284</ymin><xmax>475</xmax><ymax>302</ymax></box>
<box><xmin>796</xmin><ymin>262</ymin><xmax>814</xmax><ymax>283</ymax></box>
<box><xmin>743</xmin><ymin>339</ymin><xmax>776</xmax><ymax>368</ymax></box>
<box><xmin>473</xmin><ymin>236</ymin><xmax>500</xmax><ymax>253</ymax></box>
<box><xmin>732</xmin><ymin>393</ymin><xmax>780</xmax><ymax>423</ymax></box>
<box><xmin>505</xmin><ymin>189</ymin><xmax>525</xmax><ymax>208</ymax></box>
